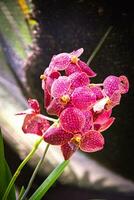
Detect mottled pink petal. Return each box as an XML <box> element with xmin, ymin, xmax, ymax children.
<box><xmin>119</xmin><ymin>75</ymin><xmax>129</xmax><ymax>94</ymax></box>
<box><xmin>69</xmin><ymin>72</ymin><xmax>90</xmax><ymax>90</ymax></box>
<box><xmin>99</xmin><ymin>117</ymin><xmax>115</xmax><ymax>132</ymax></box>
<box><xmin>65</xmin><ymin>63</ymin><xmax>82</xmax><ymax>75</ymax></box>
<box><xmin>28</xmin><ymin>99</ymin><xmax>40</xmax><ymax>113</ymax></box>
<box><xmin>103</xmin><ymin>75</ymin><xmax>120</xmax><ymax>97</ymax></box>
<box><xmin>70</xmin><ymin>48</ymin><xmax>84</xmax><ymax>57</ymax></box>
<box><xmin>80</xmin><ymin>130</ymin><xmax>104</xmax><ymax>152</ymax></box>
<box><xmin>81</xmin><ymin>111</ymin><xmax>93</xmax><ymax>134</ymax></box>
<box><xmin>44</xmin><ymin>85</ymin><xmax>51</xmax><ymax>108</ymax></box>
<box><xmin>49</xmin><ymin>53</ymin><xmax>70</xmax><ymax>71</ymax></box>
<box><xmin>90</xmin><ymin>86</ymin><xmax>104</xmax><ymax>100</ymax></box>
<box><xmin>78</xmin><ymin>60</ymin><xmax>96</xmax><ymax>77</ymax></box>
<box><xmin>44</xmin><ymin>127</ymin><xmax>73</xmax><ymax>145</ymax></box>
<box><xmin>105</xmin><ymin>91</ymin><xmax>121</xmax><ymax>110</ymax></box>
<box><xmin>94</xmin><ymin>109</ymin><xmax>112</xmax><ymax>124</ymax></box>
<box><xmin>61</xmin><ymin>141</ymin><xmax>78</xmax><ymax>160</ymax></box>
<box><xmin>71</xmin><ymin>87</ymin><xmax>96</xmax><ymax>110</ymax></box>
<box><xmin>51</xmin><ymin>76</ymin><xmax>71</xmax><ymax>98</ymax></box>
<box><xmin>47</xmin><ymin>98</ymin><xmax>65</xmax><ymax>116</ymax></box>
<box><xmin>60</xmin><ymin>107</ymin><xmax>85</xmax><ymax>133</ymax></box>
<box><xmin>22</xmin><ymin>114</ymin><xmax>50</xmax><ymax>136</ymax></box>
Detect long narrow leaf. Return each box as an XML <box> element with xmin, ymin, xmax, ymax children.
<box><xmin>0</xmin><ymin>129</ymin><xmax>16</xmax><ymax>200</ymax></box>
<box><xmin>29</xmin><ymin>160</ymin><xmax>69</xmax><ymax>200</ymax></box>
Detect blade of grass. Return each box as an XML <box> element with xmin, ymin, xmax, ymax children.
<box><xmin>29</xmin><ymin>160</ymin><xmax>69</xmax><ymax>200</ymax></box>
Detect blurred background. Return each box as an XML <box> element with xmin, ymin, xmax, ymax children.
<box><xmin>0</xmin><ymin>0</ymin><xmax>134</xmax><ymax>199</ymax></box>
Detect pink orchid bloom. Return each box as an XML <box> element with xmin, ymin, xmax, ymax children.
<box><xmin>103</xmin><ymin>75</ymin><xmax>129</xmax><ymax>109</ymax></box>
<box><xmin>17</xmin><ymin>99</ymin><xmax>50</xmax><ymax>136</ymax></box>
<box><xmin>18</xmin><ymin>48</ymin><xmax>130</xmax><ymax>161</ymax></box>
<box><xmin>47</xmin><ymin>73</ymin><xmax>96</xmax><ymax>116</ymax></box>
<box><xmin>44</xmin><ymin>107</ymin><xmax>104</xmax><ymax>160</ymax></box>
<box><xmin>47</xmin><ymin>48</ymin><xmax>96</xmax><ymax>77</ymax></box>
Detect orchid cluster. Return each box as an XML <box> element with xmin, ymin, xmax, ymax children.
<box><xmin>20</xmin><ymin>48</ymin><xmax>129</xmax><ymax>160</ymax></box>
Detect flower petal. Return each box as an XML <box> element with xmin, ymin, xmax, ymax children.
<box><xmin>93</xmin><ymin>96</ymin><xmax>109</xmax><ymax>112</ymax></box>
<box><xmin>70</xmin><ymin>48</ymin><xmax>84</xmax><ymax>57</ymax></box>
<box><xmin>65</xmin><ymin>63</ymin><xmax>82</xmax><ymax>75</ymax></box>
<box><xmin>28</xmin><ymin>99</ymin><xmax>40</xmax><ymax>113</ymax></box>
<box><xmin>44</xmin><ymin>127</ymin><xmax>73</xmax><ymax>145</ymax></box>
<box><xmin>81</xmin><ymin>110</ymin><xmax>93</xmax><ymax>134</ymax></box>
<box><xmin>119</xmin><ymin>75</ymin><xmax>129</xmax><ymax>94</ymax></box>
<box><xmin>69</xmin><ymin>72</ymin><xmax>90</xmax><ymax>90</ymax></box>
<box><xmin>78</xmin><ymin>60</ymin><xmax>96</xmax><ymax>77</ymax></box>
<box><xmin>44</xmin><ymin>85</ymin><xmax>51</xmax><ymax>108</ymax></box>
<box><xmin>47</xmin><ymin>98</ymin><xmax>65</xmax><ymax>116</ymax></box>
<box><xmin>99</xmin><ymin>117</ymin><xmax>115</xmax><ymax>132</ymax></box>
<box><xmin>103</xmin><ymin>75</ymin><xmax>120</xmax><ymax>97</ymax></box>
<box><xmin>51</xmin><ymin>76</ymin><xmax>71</xmax><ymax>98</ymax></box>
<box><xmin>61</xmin><ymin>141</ymin><xmax>78</xmax><ymax>160</ymax></box>
<box><xmin>80</xmin><ymin>130</ymin><xmax>104</xmax><ymax>152</ymax></box>
<box><xmin>90</xmin><ymin>86</ymin><xmax>103</xmax><ymax>100</ymax></box>
<box><xmin>49</xmin><ymin>53</ymin><xmax>70</xmax><ymax>71</ymax></box>
<box><xmin>71</xmin><ymin>87</ymin><xmax>96</xmax><ymax>110</ymax></box>
<box><xmin>22</xmin><ymin>114</ymin><xmax>50</xmax><ymax>136</ymax></box>
<box><xmin>60</xmin><ymin>107</ymin><xmax>85</xmax><ymax>133</ymax></box>
<box><xmin>94</xmin><ymin>109</ymin><xmax>112</xmax><ymax>124</ymax></box>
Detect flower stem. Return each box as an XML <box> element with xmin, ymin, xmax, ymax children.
<box><xmin>29</xmin><ymin>160</ymin><xmax>69</xmax><ymax>200</ymax></box>
<box><xmin>43</xmin><ymin>116</ymin><xmax>58</xmax><ymax>122</ymax></box>
<box><xmin>2</xmin><ymin>137</ymin><xmax>43</xmax><ymax>200</ymax></box>
<box><xmin>87</xmin><ymin>25</ymin><xmax>113</xmax><ymax>65</ymax></box>
<box><xmin>20</xmin><ymin>144</ymin><xmax>50</xmax><ymax>200</ymax></box>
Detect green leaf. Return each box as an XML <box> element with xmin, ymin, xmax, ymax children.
<box><xmin>0</xmin><ymin>129</ymin><xmax>16</xmax><ymax>200</ymax></box>
<box><xmin>29</xmin><ymin>160</ymin><xmax>69</xmax><ymax>200</ymax></box>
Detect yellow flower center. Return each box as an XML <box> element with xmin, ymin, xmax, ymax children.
<box><xmin>71</xmin><ymin>56</ymin><xmax>79</xmax><ymax>64</ymax></box>
<box><xmin>60</xmin><ymin>95</ymin><xmax>70</xmax><ymax>105</ymax></box>
<box><xmin>40</xmin><ymin>74</ymin><xmax>47</xmax><ymax>80</ymax></box>
<box><xmin>71</xmin><ymin>135</ymin><xmax>81</xmax><ymax>146</ymax></box>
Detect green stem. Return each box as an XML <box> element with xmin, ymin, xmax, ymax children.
<box><xmin>2</xmin><ymin>137</ymin><xmax>43</xmax><ymax>200</ymax></box>
<box><xmin>29</xmin><ymin>160</ymin><xmax>69</xmax><ymax>200</ymax></box>
<box><xmin>20</xmin><ymin>144</ymin><xmax>50</xmax><ymax>200</ymax></box>
<box><xmin>87</xmin><ymin>26</ymin><xmax>113</xmax><ymax>65</ymax></box>
<box><xmin>43</xmin><ymin>116</ymin><xmax>58</xmax><ymax>123</ymax></box>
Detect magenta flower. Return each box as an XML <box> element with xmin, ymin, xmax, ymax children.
<box><xmin>44</xmin><ymin>107</ymin><xmax>104</xmax><ymax>159</ymax></box>
<box><xmin>44</xmin><ymin>126</ymin><xmax>104</xmax><ymax>160</ymax></box>
<box><xmin>47</xmin><ymin>48</ymin><xmax>96</xmax><ymax>77</ymax></box>
<box><xmin>17</xmin><ymin>99</ymin><xmax>50</xmax><ymax>136</ymax></box>
<box><xmin>18</xmin><ymin>48</ymin><xmax>129</xmax><ymax>160</ymax></box>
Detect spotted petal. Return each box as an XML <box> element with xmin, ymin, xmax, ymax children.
<box><xmin>49</xmin><ymin>53</ymin><xmax>71</xmax><ymax>72</ymax></box>
<box><xmin>22</xmin><ymin>114</ymin><xmax>50</xmax><ymax>136</ymax></box>
<box><xmin>94</xmin><ymin>109</ymin><xmax>112</xmax><ymax>124</ymax></box>
<box><xmin>90</xmin><ymin>86</ymin><xmax>103</xmax><ymax>100</ymax></box>
<box><xmin>69</xmin><ymin>72</ymin><xmax>90</xmax><ymax>90</ymax></box>
<box><xmin>103</xmin><ymin>75</ymin><xmax>120</xmax><ymax>97</ymax></box>
<box><xmin>78</xmin><ymin>60</ymin><xmax>96</xmax><ymax>77</ymax></box>
<box><xmin>51</xmin><ymin>76</ymin><xmax>71</xmax><ymax>98</ymax></box>
<box><xmin>47</xmin><ymin>98</ymin><xmax>65</xmax><ymax>116</ymax></box>
<box><xmin>99</xmin><ymin>117</ymin><xmax>115</xmax><ymax>132</ymax></box>
<box><xmin>81</xmin><ymin>111</ymin><xmax>93</xmax><ymax>134</ymax></box>
<box><xmin>60</xmin><ymin>107</ymin><xmax>85</xmax><ymax>133</ymax></box>
<box><xmin>65</xmin><ymin>63</ymin><xmax>82</xmax><ymax>75</ymax></box>
<box><xmin>119</xmin><ymin>75</ymin><xmax>129</xmax><ymax>94</ymax></box>
<box><xmin>71</xmin><ymin>87</ymin><xmax>96</xmax><ymax>110</ymax></box>
<box><xmin>61</xmin><ymin>141</ymin><xmax>78</xmax><ymax>160</ymax></box>
<box><xmin>70</xmin><ymin>48</ymin><xmax>84</xmax><ymax>57</ymax></box>
<box><xmin>80</xmin><ymin>130</ymin><xmax>104</xmax><ymax>152</ymax></box>
<box><xmin>28</xmin><ymin>99</ymin><xmax>40</xmax><ymax>113</ymax></box>
<box><xmin>44</xmin><ymin>127</ymin><xmax>73</xmax><ymax>145</ymax></box>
